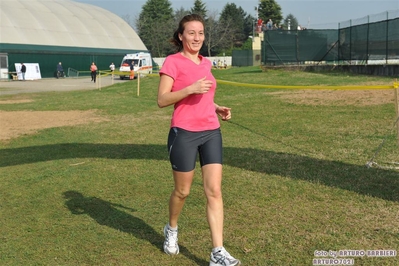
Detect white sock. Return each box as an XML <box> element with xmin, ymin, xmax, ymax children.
<box><xmin>168</xmin><ymin>224</ymin><xmax>177</xmax><ymax>231</ymax></box>
<box><xmin>212</xmin><ymin>246</ymin><xmax>224</xmax><ymax>254</ymax></box>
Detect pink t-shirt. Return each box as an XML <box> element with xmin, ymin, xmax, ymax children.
<box><xmin>160</xmin><ymin>53</ymin><xmax>220</xmax><ymax>132</ymax></box>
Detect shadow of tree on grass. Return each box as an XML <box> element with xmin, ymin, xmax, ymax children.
<box><xmin>1</xmin><ymin>143</ymin><xmax>398</xmax><ymax>201</ymax></box>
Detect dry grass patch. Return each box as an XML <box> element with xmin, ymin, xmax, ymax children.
<box><xmin>0</xmin><ymin>99</ymin><xmax>34</xmax><ymax>104</ymax></box>
<box><xmin>0</xmin><ymin>110</ymin><xmax>108</xmax><ymax>141</ymax></box>
<box><xmin>270</xmin><ymin>89</ymin><xmax>395</xmax><ymax>106</ymax></box>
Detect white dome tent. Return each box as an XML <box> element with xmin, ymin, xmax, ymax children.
<box><xmin>0</xmin><ymin>0</ymin><xmax>149</xmax><ymax>79</ymax></box>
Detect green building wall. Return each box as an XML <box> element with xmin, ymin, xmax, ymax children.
<box><xmin>0</xmin><ymin>43</ymin><xmax>148</xmax><ymax>78</ymax></box>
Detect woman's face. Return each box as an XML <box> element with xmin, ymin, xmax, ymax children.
<box><xmin>179</xmin><ymin>20</ymin><xmax>204</xmax><ymax>54</ymax></box>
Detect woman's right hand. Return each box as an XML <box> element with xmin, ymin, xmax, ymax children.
<box><xmin>190</xmin><ymin>77</ymin><xmax>213</xmax><ymax>94</ymax></box>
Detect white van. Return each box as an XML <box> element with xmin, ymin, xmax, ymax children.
<box><xmin>119</xmin><ymin>52</ymin><xmax>153</xmax><ymax>80</ymax></box>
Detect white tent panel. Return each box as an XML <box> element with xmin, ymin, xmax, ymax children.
<box><xmin>0</xmin><ymin>0</ymin><xmax>147</xmax><ymax>51</ymax></box>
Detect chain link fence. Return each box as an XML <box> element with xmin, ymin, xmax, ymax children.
<box><xmin>339</xmin><ymin>10</ymin><xmax>399</xmax><ymax>64</ymax></box>
<box><xmin>253</xmin><ymin>10</ymin><xmax>399</xmax><ymax>66</ymax></box>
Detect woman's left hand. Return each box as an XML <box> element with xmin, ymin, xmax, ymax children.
<box><xmin>216</xmin><ymin>106</ymin><xmax>231</xmax><ymax>121</ymax></box>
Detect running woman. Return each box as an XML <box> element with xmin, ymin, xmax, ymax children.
<box><xmin>157</xmin><ymin>14</ymin><xmax>241</xmax><ymax>266</ymax></box>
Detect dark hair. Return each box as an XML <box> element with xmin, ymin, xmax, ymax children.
<box><xmin>171</xmin><ymin>14</ymin><xmax>205</xmax><ymax>52</ymax></box>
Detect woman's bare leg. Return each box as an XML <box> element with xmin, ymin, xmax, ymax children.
<box><xmin>168</xmin><ymin>170</ymin><xmax>195</xmax><ymax>227</ymax></box>
<box><xmin>202</xmin><ymin>164</ymin><xmax>224</xmax><ymax>248</ymax></box>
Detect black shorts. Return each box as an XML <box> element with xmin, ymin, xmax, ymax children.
<box><xmin>167</xmin><ymin>127</ymin><xmax>223</xmax><ymax>172</ymax></box>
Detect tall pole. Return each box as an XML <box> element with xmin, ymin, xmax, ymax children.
<box><xmin>395</xmin><ymin>80</ymin><xmax>399</xmax><ymax>149</ymax></box>
<box><xmin>137</xmin><ymin>72</ymin><xmax>140</xmax><ymax>97</ymax></box>
<box><xmin>257</xmin><ymin>0</ymin><xmax>260</xmax><ymax>19</ymax></box>
<box><xmin>253</xmin><ymin>19</ymin><xmax>255</xmax><ymax>42</ymax></box>
<box><xmin>386</xmin><ymin>11</ymin><xmax>389</xmax><ymax>65</ymax></box>
<box><xmin>349</xmin><ymin>19</ymin><xmax>352</xmax><ymax>64</ymax></box>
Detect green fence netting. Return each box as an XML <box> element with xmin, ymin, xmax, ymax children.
<box><xmin>232</xmin><ymin>50</ymin><xmax>255</xmax><ymax>67</ymax></box>
<box><xmin>262</xmin><ymin>29</ymin><xmax>339</xmax><ymax>65</ymax></box>
<box><xmin>258</xmin><ymin>16</ymin><xmax>398</xmax><ymax>65</ymax></box>
<box><xmin>339</xmin><ymin>18</ymin><xmax>399</xmax><ymax>62</ymax></box>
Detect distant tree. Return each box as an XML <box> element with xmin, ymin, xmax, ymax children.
<box><xmin>243</xmin><ymin>13</ymin><xmax>256</xmax><ymax>38</ymax></box>
<box><xmin>191</xmin><ymin>0</ymin><xmax>207</xmax><ymax>18</ymax></box>
<box><xmin>202</xmin><ymin>11</ymin><xmax>234</xmax><ymax>56</ymax></box>
<box><xmin>258</xmin><ymin>0</ymin><xmax>283</xmax><ymax>26</ymax></box>
<box><xmin>219</xmin><ymin>3</ymin><xmax>248</xmax><ymax>49</ymax></box>
<box><xmin>173</xmin><ymin>7</ymin><xmax>191</xmax><ymax>26</ymax></box>
<box><xmin>133</xmin><ymin>0</ymin><xmax>257</xmax><ymax>56</ymax></box>
<box><xmin>240</xmin><ymin>38</ymin><xmax>253</xmax><ymax>50</ymax></box>
<box><xmin>136</xmin><ymin>0</ymin><xmax>174</xmax><ymax>57</ymax></box>
<box><xmin>283</xmin><ymin>14</ymin><xmax>299</xmax><ymax>30</ymax></box>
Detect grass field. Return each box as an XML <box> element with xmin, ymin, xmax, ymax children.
<box><xmin>1</xmin><ymin>67</ymin><xmax>398</xmax><ymax>265</ymax></box>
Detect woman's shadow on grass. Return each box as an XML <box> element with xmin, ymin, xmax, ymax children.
<box><xmin>63</xmin><ymin>190</ymin><xmax>208</xmax><ymax>265</ymax></box>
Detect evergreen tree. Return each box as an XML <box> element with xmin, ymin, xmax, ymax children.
<box><xmin>219</xmin><ymin>3</ymin><xmax>248</xmax><ymax>49</ymax></box>
<box><xmin>258</xmin><ymin>0</ymin><xmax>283</xmax><ymax>26</ymax></box>
<box><xmin>136</xmin><ymin>0</ymin><xmax>174</xmax><ymax>57</ymax></box>
<box><xmin>244</xmin><ymin>13</ymin><xmax>256</xmax><ymax>38</ymax></box>
<box><xmin>283</xmin><ymin>14</ymin><xmax>299</xmax><ymax>30</ymax></box>
<box><xmin>191</xmin><ymin>0</ymin><xmax>207</xmax><ymax>18</ymax></box>
<box><xmin>132</xmin><ymin>0</ymin><xmax>258</xmax><ymax>55</ymax></box>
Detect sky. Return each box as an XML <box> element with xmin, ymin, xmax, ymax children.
<box><xmin>75</xmin><ymin>0</ymin><xmax>399</xmax><ymax>29</ymax></box>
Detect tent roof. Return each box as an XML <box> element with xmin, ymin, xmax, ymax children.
<box><xmin>0</xmin><ymin>0</ymin><xmax>147</xmax><ymax>50</ymax></box>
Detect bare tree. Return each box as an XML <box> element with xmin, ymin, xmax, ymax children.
<box><xmin>204</xmin><ymin>11</ymin><xmax>236</xmax><ymax>56</ymax></box>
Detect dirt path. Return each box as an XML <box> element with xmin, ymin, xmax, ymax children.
<box><xmin>0</xmin><ymin>77</ymin><xmax>126</xmax><ymax>141</ymax></box>
<box><xmin>0</xmin><ymin>76</ymin><xmax>127</xmax><ymax>95</ymax></box>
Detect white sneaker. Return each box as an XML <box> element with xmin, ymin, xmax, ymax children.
<box><xmin>210</xmin><ymin>247</ymin><xmax>241</xmax><ymax>266</ymax></box>
<box><xmin>163</xmin><ymin>225</ymin><xmax>179</xmax><ymax>255</ymax></box>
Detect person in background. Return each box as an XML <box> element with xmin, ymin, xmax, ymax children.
<box><xmin>129</xmin><ymin>63</ymin><xmax>134</xmax><ymax>80</ymax></box>
<box><xmin>217</xmin><ymin>59</ymin><xmax>223</xmax><ymax>69</ymax></box>
<box><xmin>157</xmin><ymin>14</ymin><xmax>241</xmax><ymax>266</ymax></box>
<box><xmin>262</xmin><ymin>22</ymin><xmax>268</xmax><ymax>31</ymax></box>
<box><xmin>109</xmin><ymin>62</ymin><xmax>115</xmax><ymax>79</ymax></box>
<box><xmin>56</xmin><ymin>62</ymin><xmax>64</xmax><ymax>78</ymax></box>
<box><xmin>109</xmin><ymin>62</ymin><xmax>115</xmax><ymax>72</ymax></box>
<box><xmin>266</xmin><ymin>18</ymin><xmax>273</xmax><ymax>30</ymax></box>
<box><xmin>257</xmin><ymin>18</ymin><xmax>263</xmax><ymax>33</ymax></box>
<box><xmin>90</xmin><ymin>62</ymin><xmax>97</xmax><ymax>83</ymax></box>
<box><xmin>20</xmin><ymin>63</ymin><xmax>26</xmax><ymax>80</ymax></box>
